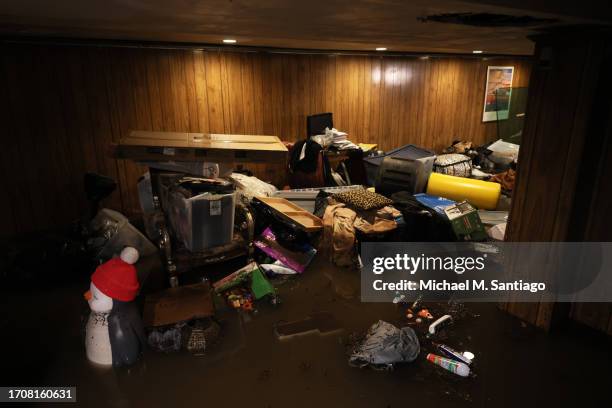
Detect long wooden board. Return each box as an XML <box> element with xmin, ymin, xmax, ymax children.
<box><xmin>111</xmin><ymin>130</ymin><xmax>288</xmax><ymax>163</ymax></box>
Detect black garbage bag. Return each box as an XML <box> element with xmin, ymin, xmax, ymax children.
<box><xmin>349</xmin><ymin>320</ymin><xmax>420</xmax><ymax>370</ymax></box>
<box><xmin>391</xmin><ymin>191</ymin><xmax>455</xmax><ymax>242</ymax></box>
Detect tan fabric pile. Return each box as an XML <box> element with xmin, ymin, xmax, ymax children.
<box><xmin>322</xmin><ymin>203</ymin><xmax>357</xmax><ymax>267</ymax></box>
<box><xmin>322</xmin><ymin>197</ymin><xmax>401</xmax><ymax>267</ymax></box>
<box><xmin>353</xmin><ymin>206</ymin><xmax>401</xmax><ymax>235</ymax></box>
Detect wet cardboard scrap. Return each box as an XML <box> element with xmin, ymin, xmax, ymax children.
<box><xmin>274</xmin><ymin>312</ymin><xmax>343</xmax><ymax>340</ymax></box>
<box><xmin>143</xmin><ymin>282</ymin><xmax>215</xmax><ymax>327</ymax></box>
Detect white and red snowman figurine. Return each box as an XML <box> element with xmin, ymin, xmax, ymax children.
<box><xmin>84</xmin><ymin>247</ymin><xmax>146</xmax><ymax>367</ymax></box>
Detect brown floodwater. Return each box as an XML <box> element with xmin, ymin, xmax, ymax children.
<box><xmin>1</xmin><ymin>255</ymin><xmax>610</xmax><ymax>407</ymax></box>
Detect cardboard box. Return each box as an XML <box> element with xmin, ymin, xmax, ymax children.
<box><xmin>443</xmin><ymin>201</ymin><xmax>487</xmax><ymax>241</ymax></box>
<box><xmin>143</xmin><ymin>282</ymin><xmax>215</xmax><ymax>328</ymax></box>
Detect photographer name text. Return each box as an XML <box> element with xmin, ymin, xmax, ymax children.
<box><xmin>373</xmin><ymin>279</ymin><xmax>546</xmax><ymax>293</ymax></box>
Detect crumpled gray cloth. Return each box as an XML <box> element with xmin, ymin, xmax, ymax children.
<box><xmin>349</xmin><ymin>320</ymin><xmax>420</xmax><ymax>369</ymax></box>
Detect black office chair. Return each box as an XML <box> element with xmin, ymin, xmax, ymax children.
<box><xmin>306</xmin><ymin>112</ymin><xmax>368</xmax><ymax>185</ymax></box>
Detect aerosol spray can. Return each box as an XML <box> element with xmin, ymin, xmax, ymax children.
<box><xmin>426</xmin><ymin>353</ymin><xmax>470</xmax><ymax>377</ymax></box>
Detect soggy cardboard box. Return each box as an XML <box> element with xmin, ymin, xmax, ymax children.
<box><xmin>143</xmin><ymin>282</ymin><xmax>215</xmax><ymax>328</ymax></box>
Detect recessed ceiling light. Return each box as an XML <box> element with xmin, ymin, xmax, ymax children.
<box><xmin>375</xmin><ymin>47</ymin><xmax>387</xmax><ymax>51</ymax></box>
<box><xmin>472</xmin><ymin>50</ymin><xmax>483</xmax><ymax>54</ymax></box>
<box><xmin>223</xmin><ymin>39</ymin><xmax>237</xmax><ymax>44</ymax></box>
<box><xmin>420</xmin><ymin>55</ymin><xmax>430</xmax><ymax>60</ymax></box>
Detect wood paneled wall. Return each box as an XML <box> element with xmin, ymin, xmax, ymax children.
<box><xmin>504</xmin><ymin>30</ymin><xmax>612</xmax><ymax>334</ymax></box>
<box><xmin>0</xmin><ymin>42</ymin><xmax>530</xmax><ymax>237</ymax></box>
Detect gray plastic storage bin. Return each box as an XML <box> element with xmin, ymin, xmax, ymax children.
<box><xmin>376</xmin><ymin>155</ymin><xmax>435</xmax><ymax>195</ymax></box>
<box><xmin>167</xmin><ymin>190</ymin><xmax>236</xmax><ymax>252</ymax></box>
<box><xmin>364</xmin><ymin>144</ymin><xmax>436</xmax><ymax>186</ymax></box>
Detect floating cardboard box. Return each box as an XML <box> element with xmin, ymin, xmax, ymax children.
<box><xmin>111</xmin><ymin>130</ymin><xmax>288</xmax><ymax>163</ymax></box>
<box><xmin>143</xmin><ymin>282</ymin><xmax>215</xmax><ymax>328</ymax></box>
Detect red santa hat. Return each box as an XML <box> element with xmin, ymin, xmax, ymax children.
<box><xmin>91</xmin><ymin>247</ymin><xmax>140</xmax><ymax>302</ymax></box>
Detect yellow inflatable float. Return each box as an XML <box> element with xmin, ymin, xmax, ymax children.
<box><xmin>426</xmin><ymin>172</ymin><xmax>501</xmax><ymax>210</ymax></box>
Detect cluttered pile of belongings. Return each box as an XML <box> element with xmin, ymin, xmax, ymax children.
<box><xmin>88</xmin><ymin>127</ymin><xmax>519</xmax><ymax>372</ymax></box>
<box><xmin>130</xmin><ymin>131</ymin><xmax>519</xmax><ymax>296</ymax></box>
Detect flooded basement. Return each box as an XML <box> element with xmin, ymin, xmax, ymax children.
<box><xmin>1</xmin><ymin>255</ymin><xmax>610</xmax><ymax>407</ymax></box>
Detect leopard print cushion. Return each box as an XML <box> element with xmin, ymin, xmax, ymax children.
<box><xmin>332</xmin><ymin>189</ymin><xmax>393</xmax><ymax>211</ymax></box>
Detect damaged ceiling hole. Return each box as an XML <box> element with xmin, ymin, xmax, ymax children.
<box><xmin>418</xmin><ymin>13</ymin><xmax>558</xmax><ymax>27</ymax></box>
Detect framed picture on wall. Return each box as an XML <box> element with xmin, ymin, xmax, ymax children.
<box><xmin>482</xmin><ymin>66</ymin><xmax>514</xmax><ymax>122</ymax></box>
